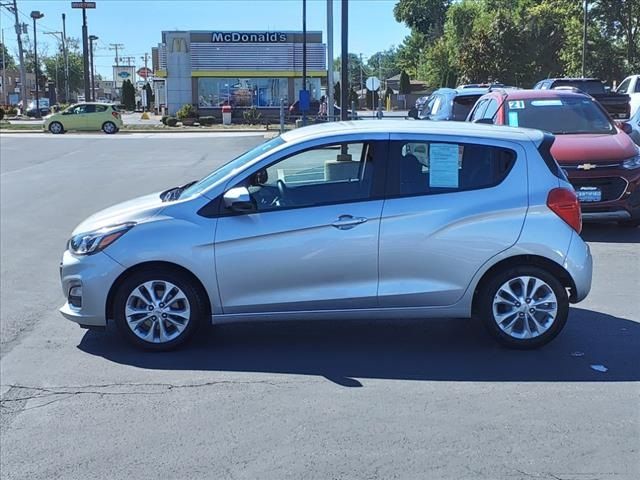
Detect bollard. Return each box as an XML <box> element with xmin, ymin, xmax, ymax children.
<box><xmin>222</xmin><ymin>105</ymin><xmax>232</xmax><ymax>125</ymax></box>
<box><xmin>280</xmin><ymin>98</ymin><xmax>285</xmax><ymax>133</ymax></box>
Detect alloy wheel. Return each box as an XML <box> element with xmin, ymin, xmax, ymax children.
<box><xmin>492</xmin><ymin>276</ymin><xmax>558</xmax><ymax>339</ymax></box>
<box><xmin>125</xmin><ymin>280</ymin><xmax>191</xmax><ymax>344</ymax></box>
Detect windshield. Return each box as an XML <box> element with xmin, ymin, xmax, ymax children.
<box><xmin>505</xmin><ymin>97</ymin><xmax>615</xmax><ymax>134</ymax></box>
<box><xmin>553</xmin><ymin>80</ymin><xmax>604</xmax><ymax>95</ymax></box>
<box><xmin>180</xmin><ymin>136</ymin><xmax>285</xmax><ymax>198</ymax></box>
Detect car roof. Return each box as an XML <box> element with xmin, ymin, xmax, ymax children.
<box><xmin>489</xmin><ymin>89</ymin><xmax>591</xmax><ymax>100</ymax></box>
<box><xmin>433</xmin><ymin>87</ymin><xmax>490</xmax><ymax>97</ymax></box>
<box><xmin>544</xmin><ymin>77</ymin><xmax>601</xmax><ymax>82</ymax></box>
<box><xmin>281</xmin><ymin>120</ymin><xmax>545</xmax><ymax>145</ymax></box>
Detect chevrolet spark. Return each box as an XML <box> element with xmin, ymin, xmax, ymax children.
<box><xmin>60</xmin><ymin>121</ymin><xmax>592</xmax><ymax>350</ymax></box>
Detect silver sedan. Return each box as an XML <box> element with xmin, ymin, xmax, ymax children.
<box><xmin>60</xmin><ymin>121</ymin><xmax>592</xmax><ymax>350</ymax></box>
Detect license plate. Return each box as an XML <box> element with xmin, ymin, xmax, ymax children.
<box><xmin>576</xmin><ymin>186</ymin><xmax>602</xmax><ymax>202</ymax></box>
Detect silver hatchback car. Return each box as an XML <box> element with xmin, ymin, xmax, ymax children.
<box><xmin>60</xmin><ymin>121</ymin><xmax>592</xmax><ymax>350</ymax></box>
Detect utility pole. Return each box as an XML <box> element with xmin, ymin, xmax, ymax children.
<box><xmin>81</xmin><ymin>6</ymin><xmax>90</xmax><ymax>101</ymax></box>
<box><xmin>581</xmin><ymin>0</ymin><xmax>588</xmax><ymax>78</ymax></box>
<box><xmin>1</xmin><ymin>28</ymin><xmax>6</xmax><ymax>104</ymax></box>
<box><xmin>141</xmin><ymin>52</ymin><xmax>149</xmax><ymax>80</ymax></box>
<box><xmin>109</xmin><ymin>43</ymin><xmax>123</xmax><ymax>65</ymax></box>
<box><xmin>326</xmin><ymin>0</ymin><xmax>334</xmax><ymax>120</ymax></box>
<box><xmin>44</xmin><ymin>32</ymin><xmax>63</xmax><ymax>100</ymax></box>
<box><xmin>302</xmin><ymin>0</ymin><xmax>307</xmax><ymax>126</ymax></box>
<box><xmin>359</xmin><ymin>52</ymin><xmax>363</xmax><ymax>96</ymax></box>
<box><xmin>4</xmin><ymin>0</ymin><xmax>27</xmax><ymax>110</ymax></box>
<box><xmin>122</xmin><ymin>56</ymin><xmax>135</xmax><ymax>67</ymax></box>
<box><xmin>62</xmin><ymin>13</ymin><xmax>69</xmax><ymax>102</ymax></box>
<box><xmin>89</xmin><ymin>35</ymin><xmax>98</xmax><ymax>101</ymax></box>
<box><xmin>340</xmin><ymin>0</ymin><xmax>348</xmax><ymax>120</ymax></box>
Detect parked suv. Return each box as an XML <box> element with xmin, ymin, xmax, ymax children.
<box><xmin>411</xmin><ymin>87</ymin><xmax>490</xmax><ymax>121</ymax></box>
<box><xmin>469</xmin><ymin>89</ymin><xmax>640</xmax><ymax>226</ymax></box>
<box><xmin>60</xmin><ymin>121</ymin><xmax>591</xmax><ymax>351</ymax></box>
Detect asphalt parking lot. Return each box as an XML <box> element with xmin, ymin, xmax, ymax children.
<box><xmin>1</xmin><ymin>132</ymin><xmax>638</xmax><ymax>480</ymax></box>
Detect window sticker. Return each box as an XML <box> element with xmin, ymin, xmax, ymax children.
<box><xmin>531</xmin><ymin>99</ymin><xmax>563</xmax><ymax>107</ymax></box>
<box><xmin>508</xmin><ymin>100</ymin><xmax>525</xmax><ymax>110</ymax></box>
<box><xmin>429</xmin><ymin>143</ymin><xmax>460</xmax><ymax>188</ymax></box>
<box><xmin>508</xmin><ymin>111</ymin><xmax>519</xmax><ymax>127</ymax></box>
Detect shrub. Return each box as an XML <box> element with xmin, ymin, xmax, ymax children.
<box><xmin>242</xmin><ymin>106</ymin><xmax>262</xmax><ymax>125</ymax></box>
<box><xmin>176</xmin><ymin>103</ymin><xmax>198</xmax><ymax>121</ymax></box>
<box><xmin>0</xmin><ymin>108</ymin><xmax>4</xmax><ymax>121</ymax></box>
<box><xmin>166</xmin><ymin>116</ymin><xmax>178</xmax><ymax>127</ymax></box>
<box><xmin>7</xmin><ymin>106</ymin><xmax>17</xmax><ymax>116</ymax></box>
<box><xmin>198</xmin><ymin>116</ymin><xmax>217</xmax><ymax>126</ymax></box>
<box><xmin>161</xmin><ymin>115</ymin><xmax>169</xmax><ymax>125</ymax></box>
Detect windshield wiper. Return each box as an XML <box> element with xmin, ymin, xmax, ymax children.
<box><xmin>161</xmin><ymin>180</ymin><xmax>197</xmax><ymax>202</ymax></box>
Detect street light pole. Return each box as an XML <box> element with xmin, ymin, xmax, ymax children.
<box><xmin>81</xmin><ymin>6</ymin><xmax>90</xmax><ymax>101</ymax></box>
<box><xmin>30</xmin><ymin>10</ymin><xmax>44</xmax><ymax>118</ymax></box>
<box><xmin>340</xmin><ymin>0</ymin><xmax>348</xmax><ymax>120</ymax></box>
<box><xmin>89</xmin><ymin>35</ymin><xmax>98</xmax><ymax>101</ymax></box>
<box><xmin>582</xmin><ymin>0</ymin><xmax>588</xmax><ymax>78</ymax></box>
<box><xmin>302</xmin><ymin>0</ymin><xmax>307</xmax><ymax>126</ymax></box>
<box><xmin>62</xmin><ymin>13</ymin><xmax>69</xmax><ymax>102</ymax></box>
<box><xmin>326</xmin><ymin>0</ymin><xmax>334</xmax><ymax>120</ymax></box>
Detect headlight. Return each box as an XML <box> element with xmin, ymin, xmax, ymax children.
<box><xmin>68</xmin><ymin>222</ymin><xmax>135</xmax><ymax>255</ymax></box>
<box><xmin>621</xmin><ymin>154</ymin><xmax>640</xmax><ymax>170</ymax></box>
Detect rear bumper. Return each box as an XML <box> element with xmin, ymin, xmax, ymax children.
<box><xmin>582</xmin><ymin>210</ymin><xmax>631</xmax><ymax>221</ymax></box>
<box><xmin>564</xmin><ymin>232</ymin><xmax>592</xmax><ymax>303</ymax></box>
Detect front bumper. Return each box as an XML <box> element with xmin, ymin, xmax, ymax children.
<box><xmin>565</xmin><ymin>167</ymin><xmax>640</xmax><ymax>222</ymax></box>
<box><xmin>59</xmin><ymin>250</ymin><xmax>125</xmax><ymax>327</ymax></box>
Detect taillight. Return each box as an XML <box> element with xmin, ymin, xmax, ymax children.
<box><xmin>111</xmin><ymin>111</ymin><xmax>120</xmax><ymax>119</ymax></box>
<box><xmin>547</xmin><ymin>187</ymin><xmax>582</xmax><ymax>233</ymax></box>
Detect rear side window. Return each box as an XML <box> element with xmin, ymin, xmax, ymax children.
<box><xmin>483</xmin><ymin>99</ymin><xmax>499</xmax><ymax>120</ymax></box>
<box><xmin>390</xmin><ymin>141</ymin><xmax>516</xmax><ymax>196</ymax></box>
<box><xmin>469</xmin><ymin>99</ymin><xmax>489</xmax><ymax>122</ymax></box>
<box><xmin>95</xmin><ymin>105</ymin><xmax>108</xmax><ymax>112</ymax></box>
<box><xmin>452</xmin><ymin>95</ymin><xmax>482</xmax><ymax>121</ymax></box>
<box><xmin>84</xmin><ymin>104</ymin><xmax>96</xmax><ymax>113</ymax></box>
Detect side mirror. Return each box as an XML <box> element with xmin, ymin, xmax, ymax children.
<box><xmin>408</xmin><ymin>108</ymin><xmax>419</xmax><ymax>119</ymax></box>
<box><xmin>474</xmin><ymin>118</ymin><xmax>495</xmax><ymax>125</ymax></box>
<box><xmin>618</xmin><ymin>121</ymin><xmax>633</xmax><ymax>135</ymax></box>
<box><xmin>223</xmin><ymin>187</ymin><xmax>256</xmax><ymax>213</ymax></box>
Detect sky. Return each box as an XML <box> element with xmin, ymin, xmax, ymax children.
<box><xmin>0</xmin><ymin>0</ymin><xmax>410</xmax><ymax>79</ymax></box>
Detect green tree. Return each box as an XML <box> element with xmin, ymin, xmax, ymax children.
<box><xmin>334</xmin><ymin>53</ymin><xmax>366</xmax><ymax>88</ymax></box>
<box><xmin>144</xmin><ymin>83</ymin><xmax>154</xmax><ymax>110</ymax></box>
<box><xmin>1</xmin><ymin>43</ymin><xmax>16</xmax><ymax>70</ymax></box>
<box><xmin>393</xmin><ymin>0</ymin><xmax>452</xmax><ymax>39</ymax></box>
<box><xmin>367</xmin><ymin>48</ymin><xmax>401</xmax><ymax>80</ymax></box>
<box><xmin>122</xmin><ymin>79</ymin><xmax>135</xmax><ymax>110</ymax></box>
<box><xmin>399</xmin><ymin>70</ymin><xmax>411</xmax><ymax>94</ymax></box>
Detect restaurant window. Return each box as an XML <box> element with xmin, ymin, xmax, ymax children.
<box><xmin>198</xmin><ymin>78</ymin><xmax>288</xmax><ymax>108</ymax></box>
<box><xmin>293</xmin><ymin>78</ymin><xmax>321</xmax><ymax>101</ymax></box>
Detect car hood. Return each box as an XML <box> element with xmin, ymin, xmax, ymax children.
<box><xmin>72</xmin><ymin>192</ymin><xmax>165</xmax><ymax>235</ymax></box>
<box><xmin>551</xmin><ymin>131</ymin><xmax>638</xmax><ymax>164</ymax></box>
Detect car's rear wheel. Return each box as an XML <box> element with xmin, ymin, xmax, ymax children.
<box><xmin>49</xmin><ymin>121</ymin><xmax>64</xmax><ymax>134</ymax></box>
<box><xmin>102</xmin><ymin>121</ymin><xmax>117</xmax><ymax>134</ymax></box>
<box><xmin>477</xmin><ymin>266</ymin><xmax>569</xmax><ymax>349</ymax></box>
<box><xmin>113</xmin><ymin>268</ymin><xmax>207</xmax><ymax>351</ymax></box>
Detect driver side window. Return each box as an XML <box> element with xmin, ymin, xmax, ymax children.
<box><xmin>239</xmin><ymin>142</ymin><xmax>376</xmax><ymax>213</ymax></box>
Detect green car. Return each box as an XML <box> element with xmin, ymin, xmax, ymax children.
<box><xmin>44</xmin><ymin>103</ymin><xmax>124</xmax><ymax>134</ymax></box>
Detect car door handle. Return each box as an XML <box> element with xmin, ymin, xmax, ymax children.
<box><xmin>331</xmin><ymin>215</ymin><xmax>368</xmax><ymax>230</ymax></box>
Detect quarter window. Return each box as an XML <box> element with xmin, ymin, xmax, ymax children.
<box><xmin>392</xmin><ymin>141</ymin><xmax>515</xmax><ymax>196</ymax></box>
<box><xmin>237</xmin><ymin>142</ymin><xmax>378</xmax><ymax>212</ymax></box>
<box><xmin>469</xmin><ymin>99</ymin><xmax>489</xmax><ymax>122</ymax></box>
<box><xmin>483</xmin><ymin>99</ymin><xmax>499</xmax><ymax>120</ymax></box>
<box><xmin>617</xmin><ymin>78</ymin><xmax>630</xmax><ymax>94</ymax></box>
<box><xmin>95</xmin><ymin>105</ymin><xmax>108</xmax><ymax>112</ymax></box>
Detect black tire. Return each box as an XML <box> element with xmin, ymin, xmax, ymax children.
<box><xmin>476</xmin><ymin>266</ymin><xmax>569</xmax><ymax>349</ymax></box>
<box><xmin>102</xmin><ymin>121</ymin><xmax>117</xmax><ymax>134</ymax></box>
<box><xmin>113</xmin><ymin>267</ymin><xmax>207</xmax><ymax>351</ymax></box>
<box><xmin>49</xmin><ymin>121</ymin><xmax>64</xmax><ymax>134</ymax></box>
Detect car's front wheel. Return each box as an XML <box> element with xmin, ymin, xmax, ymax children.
<box><xmin>102</xmin><ymin>121</ymin><xmax>118</xmax><ymax>134</ymax></box>
<box><xmin>477</xmin><ymin>266</ymin><xmax>569</xmax><ymax>349</ymax></box>
<box><xmin>49</xmin><ymin>121</ymin><xmax>64</xmax><ymax>134</ymax></box>
<box><xmin>113</xmin><ymin>268</ymin><xmax>207</xmax><ymax>351</ymax></box>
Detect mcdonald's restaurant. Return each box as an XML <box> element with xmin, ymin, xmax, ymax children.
<box><xmin>153</xmin><ymin>30</ymin><xmax>327</xmax><ymax>117</ymax></box>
